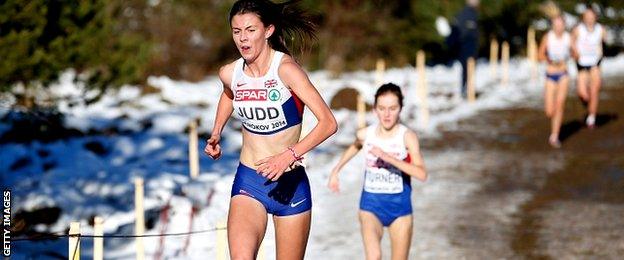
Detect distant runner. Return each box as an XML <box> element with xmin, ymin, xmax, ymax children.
<box><xmin>328</xmin><ymin>83</ymin><xmax>427</xmax><ymax>260</ymax></box>
<box><xmin>572</xmin><ymin>8</ymin><xmax>606</xmax><ymax>129</ymax></box>
<box><xmin>538</xmin><ymin>14</ymin><xmax>571</xmax><ymax>148</ymax></box>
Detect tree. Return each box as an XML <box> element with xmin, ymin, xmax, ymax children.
<box><xmin>0</xmin><ymin>0</ymin><xmax>150</xmax><ymax>104</ymax></box>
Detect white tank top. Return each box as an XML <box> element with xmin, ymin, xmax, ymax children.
<box><xmin>546</xmin><ymin>31</ymin><xmax>571</xmax><ymax>62</ymax></box>
<box><xmin>230</xmin><ymin>51</ymin><xmax>304</xmax><ymax>135</ymax></box>
<box><xmin>576</xmin><ymin>23</ymin><xmax>603</xmax><ymax>66</ymax></box>
<box><xmin>363</xmin><ymin>124</ymin><xmax>410</xmax><ymax>194</ymax></box>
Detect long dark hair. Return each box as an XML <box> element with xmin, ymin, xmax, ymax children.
<box><xmin>374</xmin><ymin>83</ymin><xmax>404</xmax><ymax>109</ymax></box>
<box><xmin>229</xmin><ymin>0</ymin><xmax>317</xmax><ymax>56</ymax></box>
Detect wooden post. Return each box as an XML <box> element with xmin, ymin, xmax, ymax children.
<box><xmin>93</xmin><ymin>217</ymin><xmax>104</xmax><ymax>260</ymax></box>
<box><xmin>527</xmin><ymin>27</ymin><xmax>538</xmax><ymax>81</ymax></box>
<box><xmin>490</xmin><ymin>39</ymin><xmax>499</xmax><ymax>76</ymax></box>
<box><xmin>416</xmin><ymin>51</ymin><xmax>429</xmax><ymax>126</ymax></box>
<box><xmin>68</xmin><ymin>222</ymin><xmax>80</xmax><ymax>260</ymax></box>
<box><xmin>216</xmin><ymin>220</ymin><xmax>228</xmax><ymax>260</ymax></box>
<box><xmin>134</xmin><ymin>178</ymin><xmax>145</xmax><ymax>260</ymax></box>
<box><xmin>188</xmin><ymin>120</ymin><xmax>199</xmax><ymax>179</ymax></box>
<box><xmin>375</xmin><ymin>58</ymin><xmax>385</xmax><ymax>87</ymax></box>
<box><xmin>527</xmin><ymin>27</ymin><xmax>535</xmax><ymax>60</ymax></box>
<box><xmin>501</xmin><ymin>41</ymin><xmax>510</xmax><ymax>87</ymax></box>
<box><xmin>467</xmin><ymin>57</ymin><xmax>476</xmax><ymax>102</ymax></box>
<box><xmin>357</xmin><ymin>93</ymin><xmax>366</xmax><ymax>129</ymax></box>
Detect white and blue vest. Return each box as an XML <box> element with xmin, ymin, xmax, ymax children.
<box><xmin>546</xmin><ymin>31</ymin><xmax>571</xmax><ymax>62</ymax></box>
<box><xmin>363</xmin><ymin>124</ymin><xmax>411</xmax><ymax>194</ymax></box>
<box><xmin>230</xmin><ymin>51</ymin><xmax>304</xmax><ymax>135</ymax></box>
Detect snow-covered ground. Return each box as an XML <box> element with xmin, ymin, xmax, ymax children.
<box><xmin>1</xmin><ymin>55</ymin><xmax>623</xmax><ymax>259</ymax></box>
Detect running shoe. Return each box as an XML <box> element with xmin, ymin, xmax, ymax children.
<box><xmin>586</xmin><ymin>114</ymin><xmax>596</xmax><ymax>129</ymax></box>
<box><xmin>549</xmin><ymin>134</ymin><xmax>561</xmax><ymax>149</ymax></box>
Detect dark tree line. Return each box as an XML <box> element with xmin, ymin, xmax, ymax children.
<box><xmin>1</xmin><ymin>0</ymin><xmax>622</xmax><ymax>101</ymax></box>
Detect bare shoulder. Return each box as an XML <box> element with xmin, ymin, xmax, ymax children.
<box><xmin>278</xmin><ymin>54</ymin><xmax>306</xmax><ymax>82</ymax></box>
<box><xmin>572</xmin><ymin>25</ymin><xmax>580</xmax><ymax>35</ymax></box>
<box><xmin>403</xmin><ymin>127</ymin><xmax>420</xmax><ymax>144</ymax></box>
<box><xmin>279</xmin><ymin>53</ymin><xmax>301</xmax><ymax>69</ymax></box>
<box><xmin>218</xmin><ymin>60</ymin><xmax>237</xmax><ymax>87</ymax></box>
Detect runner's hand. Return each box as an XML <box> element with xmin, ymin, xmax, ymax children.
<box><xmin>370</xmin><ymin>145</ymin><xmax>387</xmax><ymax>160</ymax></box>
<box><xmin>204</xmin><ymin>135</ymin><xmax>222</xmax><ymax>160</ymax></box>
<box><xmin>255</xmin><ymin>151</ymin><xmax>295</xmax><ymax>181</ymax></box>
<box><xmin>327</xmin><ymin>170</ymin><xmax>340</xmax><ymax>193</ymax></box>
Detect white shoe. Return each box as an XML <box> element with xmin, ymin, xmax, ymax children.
<box><xmin>586</xmin><ymin>114</ymin><xmax>596</xmax><ymax>129</ymax></box>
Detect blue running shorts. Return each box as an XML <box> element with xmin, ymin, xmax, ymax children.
<box><xmin>231</xmin><ymin>163</ymin><xmax>312</xmax><ymax>216</ymax></box>
<box><xmin>359</xmin><ymin>186</ymin><xmax>412</xmax><ymax>226</ymax></box>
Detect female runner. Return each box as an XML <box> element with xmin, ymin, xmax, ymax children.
<box><xmin>205</xmin><ymin>1</ymin><xmax>337</xmax><ymax>258</ymax></box>
<box><xmin>328</xmin><ymin>83</ymin><xmax>427</xmax><ymax>260</ymax></box>
<box><xmin>538</xmin><ymin>15</ymin><xmax>571</xmax><ymax>148</ymax></box>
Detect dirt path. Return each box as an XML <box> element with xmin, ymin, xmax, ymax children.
<box><xmin>420</xmin><ymin>77</ymin><xmax>624</xmax><ymax>259</ymax></box>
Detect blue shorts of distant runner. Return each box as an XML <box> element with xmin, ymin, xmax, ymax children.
<box><xmin>546</xmin><ymin>72</ymin><xmax>568</xmax><ymax>82</ymax></box>
<box><xmin>231</xmin><ymin>163</ymin><xmax>312</xmax><ymax>216</ymax></box>
<box><xmin>360</xmin><ymin>188</ymin><xmax>412</xmax><ymax>227</ymax></box>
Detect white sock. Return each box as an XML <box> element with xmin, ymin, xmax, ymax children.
<box><xmin>586</xmin><ymin>114</ymin><xmax>596</xmax><ymax>125</ymax></box>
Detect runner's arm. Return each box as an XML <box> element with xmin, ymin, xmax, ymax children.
<box><xmin>331</xmin><ymin>128</ymin><xmax>366</xmax><ymax>176</ymax></box>
<box><xmin>205</xmin><ymin>64</ymin><xmax>234</xmax><ymax>159</ymax></box>
<box><xmin>373</xmin><ymin>130</ymin><xmax>427</xmax><ymax>181</ymax></box>
<box><xmin>255</xmin><ymin>57</ymin><xmax>337</xmax><ymax>181</ymax></box>
<box><xmin>328</xmin><ymin>128</ymin><xmax>365</xmax><ymax>192</ymax></box>
<box><xmin>279</xmin><ymin>59</ymin><xmax>337</xmax><ymax>157</ymax></box>
<box><xmin>211</xmin><ymin>65</ymin><xmax>235</xmax><ymax>138</ymax></box>
<box><xmin>571</xmin><ymin>27</ymin><xmax>579</xmax><ymax>60</ymax></box>
<box><xmin>538</xmin><ymin>34</ymin><xmax>549</xmax><ymax>62</ymax></box>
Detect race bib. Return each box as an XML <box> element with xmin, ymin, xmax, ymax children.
<box><xmin>363</xmin><ymin>160</ymin><xmax>404</xmax><ymax>194</ymax></box>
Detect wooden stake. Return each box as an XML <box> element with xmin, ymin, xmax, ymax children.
<box><xmin>467</xmin><ymin>57</ymin><xmax>476</xmax><ymax>102</ymax></box>
<box><xmin>527</xmin><ymin>27</ymin><xmax>538</xmax><ymax>81</ymax></box>
<box><xmin>216</xmin><ymin>220</ymin><xmax>228</xmax><ymax>260</ymax></box>
<box><xmin>375</xmin><ymin>58</ymin><xmax>385</xmax><ymax>87</ymax></box>
<box><xmin>490</xmin><ymin>39</ymin><xmax>499</xmax><ymax>76</ymax></box>
<box><xmin>527</xmin><ymin>27</ymin><xmax>535</xmax><ymax>60</ymax></box>
<box><xmin>93</xmin><ymin>217</ymin><xmax>103</xmax><ymax>260</ymax></box>
<box><xmin>501</xmin><ymin>41</ymin><xmax>510</xmax><ymax>87</ymax></box>
<box><xmin>188</xmin><ymin>120</ymin><xmax>199</xmax><ymax>179</ymax></box>
<box><xmin>357</xmin><ymin>93</ymin><xmax>366</xmax><ymax>129</ymax></box>
<box><xmin>68</xmin><ymin>222</ymin><xmax>80</xmax><ymax>260</ymax></box>
<box><xmin>134</xmin><ymin>178</ymin><xmax>145</xmax><ymax>260</ymax></box>
<box><xmin>416</xmin><ymin>51</ymin><xmax>429</xmax><ymax>126</ymax></box>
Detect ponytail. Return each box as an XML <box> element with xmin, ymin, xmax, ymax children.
<box><xmin>229</xmin><ymin>0</ymin><xmax>317</xmax><ymax>56</ymax></box>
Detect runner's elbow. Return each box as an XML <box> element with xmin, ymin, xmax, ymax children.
<box><xmin>414</xmin><ymin>168</ymin><xmax>428</xmax><ymax>182</ymax></box>
<box><xmin>329</xmin><ymin>117</ymin><xmax>338</xmax><ymax>135</ymax></box>
<box><xmin>322</xmin><ymin>115</ymin><xmax>338</xmax><ymax>136</ymax></box>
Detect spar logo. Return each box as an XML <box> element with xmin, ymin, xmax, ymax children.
<box><xmin>265</xmin><ymin>79</ymin><xmax>278</xmax><ymax>88</ymax></box>
<box><xmin>268</xmin><ymin>89</ymin><xmax>281</xmax><ymax>101</ymax></box>
<box><xmin>235</xmin><ymin>89</ymin><xmax>267</xmax><ymax>101</ymax></box>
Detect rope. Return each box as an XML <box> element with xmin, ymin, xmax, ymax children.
<box><xmin>155</xmin><ymin>197</ymin><xmax>172</xmax><ymax>260</ymax></box>
<box><xmin>11</xmin><ymin>226</ymin><xmax>227</xmax><ymax>242</ymax></box>
<box><xmin>71</xmin><ymin>236</ymin><xmax>80</xmax><ymax>260</ymax></box>
<box><xmin>182</xmin><ymin>206</ymin><xmax>197</xmax><ymax>254</ymax></box>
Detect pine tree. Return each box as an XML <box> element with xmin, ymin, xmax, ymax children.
<box><xmin>0</xmin><ymin>0</ymin><xmax>150</xmax><ymax>104</ymax></box>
